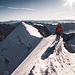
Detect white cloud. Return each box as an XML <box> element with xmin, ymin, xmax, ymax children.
<box><xmin>8</xmin><ymin>7</ymin><xmax>35</xmax><ymax>11</ymax></box>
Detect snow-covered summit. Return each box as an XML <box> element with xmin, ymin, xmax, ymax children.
<box><xmin>22</xmin><ymin>22</ymin><xmax>43</xmax><ymax>38</ymax></box>
<box><xmin>30</xmin><ymin>37</ymin><xmax>75</xmax><ymax>75</ymax></box>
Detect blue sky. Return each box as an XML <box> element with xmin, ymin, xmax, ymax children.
<box><xmin>0</xmin><ymin>0</ymin><xmax>75</xmax><ymax>21</ymax></box>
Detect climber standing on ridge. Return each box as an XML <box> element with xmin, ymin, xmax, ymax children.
<box><xmin>55</xmin><ymin>23</ymin><xmax>62</xmax><ymax>42</ymax></box>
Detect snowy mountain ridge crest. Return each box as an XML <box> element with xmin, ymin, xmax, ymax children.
<box><xmin>22</xmin><ymin>22</ymin><xmax>43</xmax><ymax>38</ymax></box>
<box><xmin>31</xmin><ymin>37</ymin><xmax>75</xmax><ymax>75</ymax></box>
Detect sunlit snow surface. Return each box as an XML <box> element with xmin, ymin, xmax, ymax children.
<box><xmin>31</xmin><ymin>37</ymin><xmax>75</xmax><ymax>75</ymax></box>
<box><xmin>22</xmin><ymin>22</ymin><xmax>43</xmax><ymax>38</ymax></box>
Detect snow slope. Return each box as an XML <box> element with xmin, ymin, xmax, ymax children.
<box><xmin>30</xmin><ymin>37</ymin><xmax>75</xmax><ymax>75</ymax></box>
<box><xmin>0</xmin><ymin>22</ymin><xmax>42</xmax><ymax>75</ymax></box>
<box><xmin>11</xmin><ymin>35</ymin><xmax>56</xmax><ymax>75</ymax></box>
<box><xmin>22</xmin><ymin>22</ymin><xmax>43</xmax><ymax>38</ymax></box>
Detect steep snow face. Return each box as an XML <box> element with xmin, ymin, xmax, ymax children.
<box><xmin>11</xmin><ymin>35</ymin><xmax>56</xmax><ymax>75</ymax></box>
<box><xmin>30</xmin><ymin>37</ymin><xmax>75</xmax><ymax>75</ymax></box>
<box><xmin>0</xmin><ymin>22</ymin><xmax>42</xmax><ymax>75</ymax></box>
<box><xmin>22</xmin><ymin>22</ymin><xmax>43</xmax><ymax>38</ymax></box>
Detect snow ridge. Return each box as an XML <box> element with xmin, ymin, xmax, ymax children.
<box><xmin>0</xmin><ymin>22</ymin><xmax>42</xmax><ymax>75</ymax></box>
<box><xmin>30</xmin><ymin>37</ymin><xmax>75</xmax><ymax>75</ymax></box>
<box><xmin>22</xmin><ymin>22</ymin><xmax>43</xmax><ymax>38</ymax></box>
